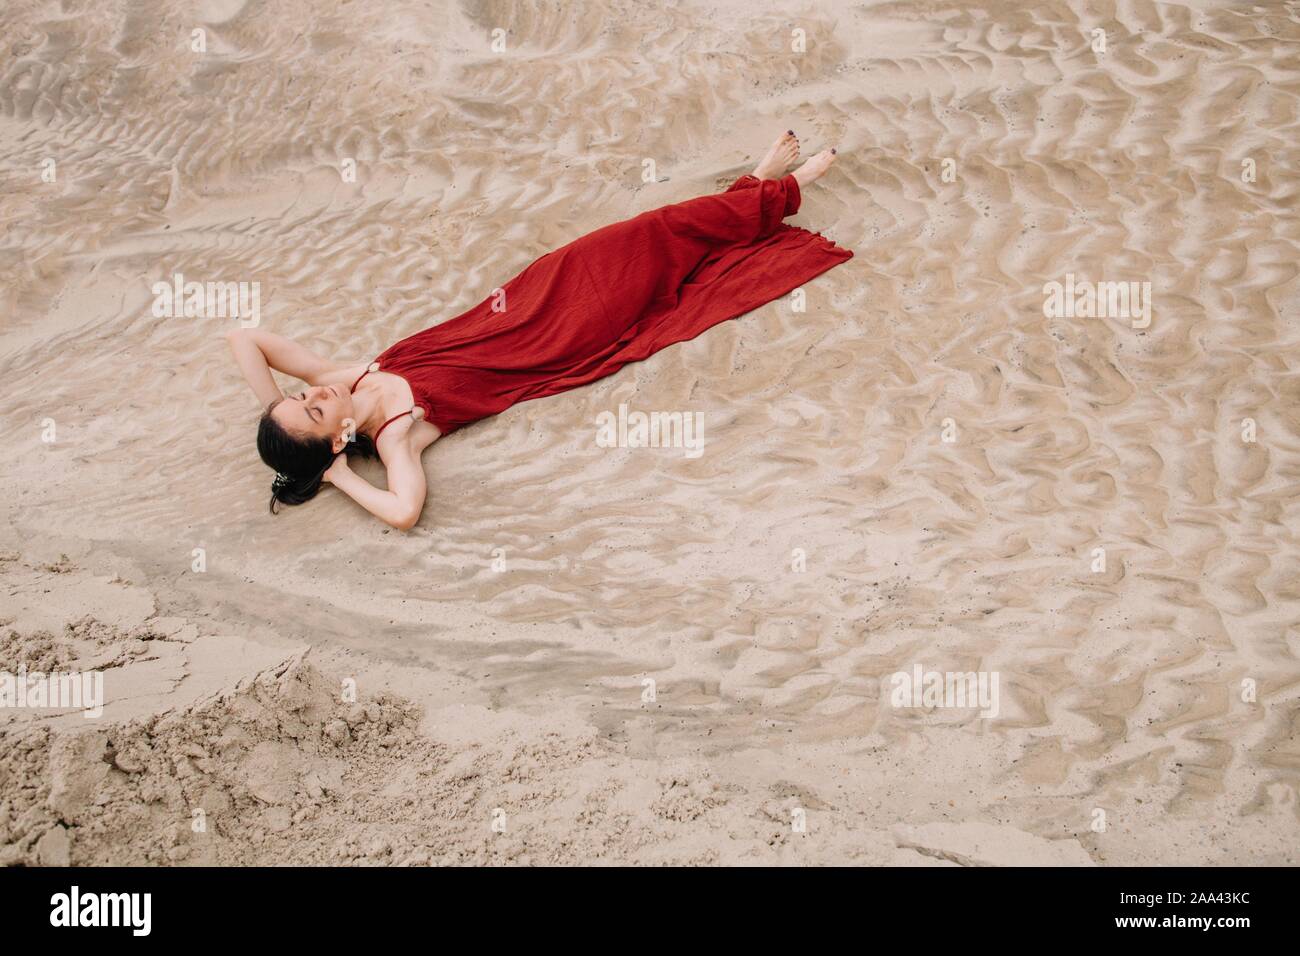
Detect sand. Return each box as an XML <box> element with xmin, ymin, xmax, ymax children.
<box><xmin>1</xmin><ymin>0</ymin><xmax>1298</xmax><ymax>865</ymax></box>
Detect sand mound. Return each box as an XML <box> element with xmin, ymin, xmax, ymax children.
<box><xmin>2</xmin><ymin>652</ymin><xmax>431</xmax><ymax>865</ymax></box>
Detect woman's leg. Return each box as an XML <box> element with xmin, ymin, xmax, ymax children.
<box><xmin>657</xmin><ymin>175</ymin><xmax>801</xmax><ymax>245</ymax></box>
<box><xmin>558</xmin><ymin>136</ymin><xmax>839</xmax><ymax>326</ymax></box>
<box><xmin>656</xmin><ymin>144</ymin><xmax>838</xmax><ymax>246</ymax></box>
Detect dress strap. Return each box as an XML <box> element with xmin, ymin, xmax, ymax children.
<box><xmin>373</xmin><ymin>403</ymin><xmax>426</xmax><ymax>442</ymax></box>
<box><xmin>349</xmin><ymin>361</ymin><xmax>381</xmax><ymax>393</ymax></box>
<box><xmin>373</xmin><ymin>409</ymin><xmax>413</xmax><ymax>442</ymax></box>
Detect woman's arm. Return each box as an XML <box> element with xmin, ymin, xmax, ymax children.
<box><xmin>225</xmin><ymin>328</ymin><xmax>341</xmax><ymax>407</ymax></box>
<box><xmin>324</xmin><ymin>436</ymin><xmax>427</xmax><ymax>531</ymax></box>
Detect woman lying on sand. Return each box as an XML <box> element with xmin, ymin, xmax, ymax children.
<box><xmin>228</xmin><ymin>132</ymin><xmax>850</xmax><ymax>529</ymax></box>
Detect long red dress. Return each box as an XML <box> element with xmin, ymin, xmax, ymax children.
<box><xmin>368</xmin><ymin>173</ymin><xmax>852</xmax><ymax>434</ymax></box>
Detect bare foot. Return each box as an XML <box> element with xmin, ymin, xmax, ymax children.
<box><xmin>752</xmin><ymin>130</ymin><xmax>800</xmax><ymax>180</ymax></box>
<box><xmin>792</xmin><ymin>148</ymin><xmax>837</xmax><ymax>189</ymax></box>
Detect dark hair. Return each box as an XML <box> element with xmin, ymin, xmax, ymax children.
<box><xmin>257</xmin><ymin>399</ymin><xmax>376</xmax><ymax>513</ymax></box>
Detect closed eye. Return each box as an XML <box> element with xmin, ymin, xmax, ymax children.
<box><xmin>295</xmin><ymin>393</ymin><xmax>322</xmax><ymax>422</ymax></box>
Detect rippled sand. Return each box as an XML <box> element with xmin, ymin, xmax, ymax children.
<box><xmin>2</xmin><ymin>0</ymin><xmax>1298</xmax><ymax>864</ymax></box>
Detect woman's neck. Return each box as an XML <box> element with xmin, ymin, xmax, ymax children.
<box><xmin>351</xmin><ymin>378</ymin><xmax>401</xmax><ymax>438</ymax></box>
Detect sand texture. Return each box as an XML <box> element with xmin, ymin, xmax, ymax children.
<box><xmin>1</xmin><ymin>0</ymin><xmax>1298</xmax><ymax>865</ymax></box>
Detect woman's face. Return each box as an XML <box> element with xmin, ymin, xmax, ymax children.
<box><xmin>271</xmin><ymin>385</ymin><xmax>355</xmax><ymax>451</ymax></box>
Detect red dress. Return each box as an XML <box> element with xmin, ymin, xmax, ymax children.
<box><xmin>365</xmin><ymin>174</ymin><xmax>852</xmax><ymax>435</ymax></box>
